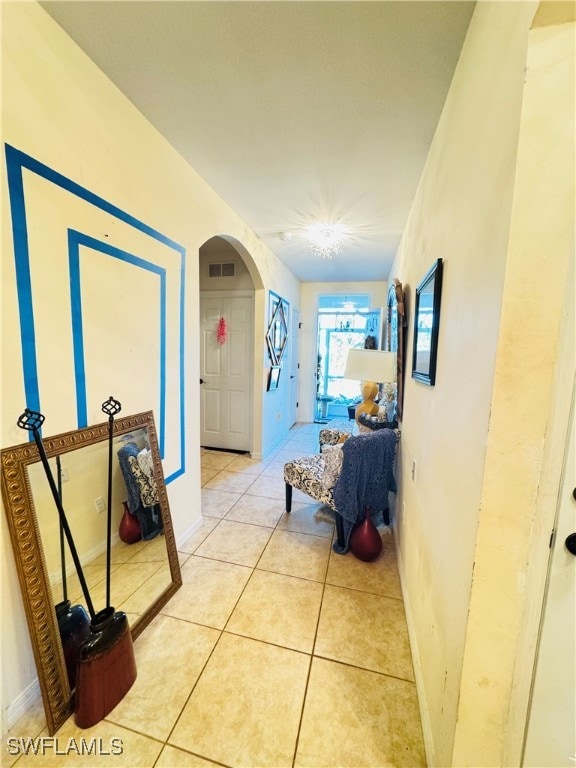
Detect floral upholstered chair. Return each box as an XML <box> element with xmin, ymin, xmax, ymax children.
<box><xmin>318</xmin><ymin>423</ymin><xmax>354</xmax><ymax>450</ymax></box>
<box><xmin>284</xmin><ymin>429</ymin><xmax>399</xmax><ymax>554</ymax></box>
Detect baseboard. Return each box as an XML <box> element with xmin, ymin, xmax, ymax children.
<box><xmin>4</xmin><ymin>677</ymin><xmax>41</xmax><ymax>735</ymax></box>
<box><xmin>176</xmin><ymin>515</ymin><xmax>203</xmax><ymax>549</ymax></box>
<box><xmin>48</xmin><ymin>532</ymin><xmax>120</xmax><ymax>588</ymax></box>
<box><xmin>262</xmin><ymin>429</ymin><xmax>291</xmax><ymax>460</ymax></box>
<box><xmin>393</xmin><ymin>524</ymin><xmax>435</xmax><ymax>767</ymax></box>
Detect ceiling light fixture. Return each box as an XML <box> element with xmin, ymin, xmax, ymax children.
<box><xmin>306</xmin><ymin>222</ymin><xmax>348</xmax><ymax>259</ymax></box>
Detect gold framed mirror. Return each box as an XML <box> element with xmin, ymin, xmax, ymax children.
<box><xmin>1</xmin><ymin>410</ymin><xmax>181</xmax><ymax>734</ymax></box>
<box><xmin>385</xmin><ymin>279</ymin><xmax>407</xmax><ymax>421</ymax></box>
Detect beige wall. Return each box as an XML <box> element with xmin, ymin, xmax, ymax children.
<box><xmin>453</xmin><ymin>8</ymin><xmax>575</xmax><ymax>765</ymax></box>
<box><xmin>199</xmin><ymin>240</ymin><xmax>255</xmax><ymax>292</ymax></box>
<box><xmin>390</xmin><ymin>1</ymin><xmax>574</xmax><ymax>765</ymax></box>
<box><xmin>298</xmin><ymin>281</ymin><xmax>388</xmax><ymax>423</ymax></box>
<box><xmin>1</xmin><ymin>1</ymin><xmax>298</xmax><ymax>729</ymax></box>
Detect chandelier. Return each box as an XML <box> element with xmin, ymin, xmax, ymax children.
<box><xmin>306</xmin><ymin>222</ymin><xmax>348</xmax><ymax>259</ymax></box>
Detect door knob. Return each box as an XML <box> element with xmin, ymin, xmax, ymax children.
<box><xmin>565</xmin><ymin>533</ymin><xmax>576</xmax><ymax>556</ymax></box>
<box><xmin>200</xmin><ymin>378</ymin><xmax>205</xmax><ymax>384</ymax></box>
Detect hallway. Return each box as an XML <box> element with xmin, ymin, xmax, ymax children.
<box><xmin>7</xmin><ymin>423</ymin><xmax>425</xmax><ymax>768</ymax></box>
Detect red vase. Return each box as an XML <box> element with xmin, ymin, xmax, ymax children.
<box><xmin>119</xmin><ymin>501</ymin><xmax>141</xmax><ymax>544</ymax></box>
<box><xmin>350</xmin><ymin>506</ymin><xmax>383</xmax><ymax>562</ymax></box>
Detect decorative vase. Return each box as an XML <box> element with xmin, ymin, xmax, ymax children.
<box><xmin>74</xmin><ymin>606</ymin><xmax>137</xmax><ymax>728</ymax></box>
<box><xmin>119</xmin><ymin>500</ymin><xmax>141</xmax><ymax>544</ymax></box>
<box><xmin>55</xmin><ymin>599</ymin><xmax>91</xmax><ymax>689</ymax></box>
<box><xmin>349</xmin><ymin>506</ymin><xmax>383</xmax><ymax>562</ymax></box>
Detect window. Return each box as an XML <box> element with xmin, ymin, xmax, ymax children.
<box><xmin>315</xmin><ymin>295</ymin><xmax>380</xmax><ymax>421</ymax></box>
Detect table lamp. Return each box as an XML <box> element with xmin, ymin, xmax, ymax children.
<box><xmin>344</xmin><ymin>349</ymin><xmax>397</xmax><ymax>425</ymax></box>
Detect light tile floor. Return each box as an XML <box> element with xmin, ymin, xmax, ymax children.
<box><xmin>6</xmin><ymin>423</ymin><xmax>426</xmax><ymax>768</ymax></box>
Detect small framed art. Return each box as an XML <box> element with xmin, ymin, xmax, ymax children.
<box><xmin>412</xmin><ymin>258</ymin><xmax>443</xmax><ymax>386</ymax></box>
<box><xmin>267</xmin><ymin>365</ymin><xmax>281</xmax><ymax>392</ymax></box>
<box><xmin>266</xmin><ymin>291</ymin><xmax>289</xmax><ymax>365</ymax></box>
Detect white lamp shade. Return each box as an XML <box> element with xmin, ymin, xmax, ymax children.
<box><xmin>344</xmin><ymin>349</ymin><xmax>397</xmax><ymax>383</ymax></box>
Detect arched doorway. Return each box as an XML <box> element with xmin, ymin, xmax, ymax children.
<box><xmin>198</xmin><ymin>236</ymin><xmax>263</xmax><ymax>455</ymax></box>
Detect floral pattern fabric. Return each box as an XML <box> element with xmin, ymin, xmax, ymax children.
<box><xmin>318</xmin><ymin>418</ymin><xmax>357</xmax><ymax>449</ymax></box>
<box><xmin>127</xmin><ymin>454</ymin><xmax>159</xmax><ymax>507</ymax></box>
<box><xmin>321</xmin><ymin>444</ymin><xmax>344</xmax><ymax>490</ymax></box>
<box><xmin>319</xmin><ymin>428</ymin><xmax>349</xmax><ymax>447</ymax></box>
<box><xmin>283</xmin><ymin>454</ymin><xmax>336</xmax><ymax>509</ymax></box>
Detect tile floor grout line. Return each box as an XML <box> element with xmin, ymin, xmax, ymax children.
<box><xmin>290</xmin><ymin>647</ymin><xmax>315</xmax><ymax>768</ymax></box>
<box><xmin>290</xmin><ymin>516</ymin><xmax>334</xmax><ymax>767</ymax></box>
<box><xmin>213</xmin><ymin>467</ymin><xmax>336</xmax><ymax>768</ymax></box>
<box><xmin>322</xmin><ymin>577</ymin><xmax>405</xmax><ymax>603</ymax></box>
<box><xmin>220</xmin><ymin>562</ymin><xmax>261</xmax><ymax>635</ymax></box>
<box><xmin>311</xmin><ymin>652</ymin><xmax>417</xmax><ymax>686</ymax></box>
<box><xmin>9</xmin><ymin>425</ymin><xmax>423</xmax><ymax>767</ymax></box>
<box><xmin>162</xmin><ymin>625</ymin><xmax>226</xmax><ymax>748</ymax></box>
<box><xmin>179</xmin><ymin>481</ymin><xmax>325</xmax><ymax>763</ymax></box>
<box><xmin>181</xmin><ymin>551</ymin><xmax>254</xmax><ymax>571</ymax></box>
<box><xmin>165</xmin><ymin>512</ymin><xmax>269</xmax><ymax>759</ymax></box>
<box><xmin>220</xmin><ymin>629</ymin><xmax>313</xmax><ymax>660</ymax></box>
<box><xmin>253</xmin><ymin>564</ymin><xmax>329</xmax><ymax>585</ymax></box>
<box><xmin>219</xmin><ymin>625</ymin><xmax>310</xmax><ymax>655</ymax></box>
<box><xmin>102</xmin><ymin>716</ymin><xmax>168</xmax><ymax>745</ymax></box>
<box><xmin>172</xmin><ymin>426</ymin><xmax>421</xmax><ymax>766</ymax></box>
<box><xmin>151</xmin><ymin>742</ymin><xmax>233</xmax><ymax>768</ymax></box>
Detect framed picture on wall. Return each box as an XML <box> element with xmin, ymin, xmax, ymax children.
<box><xmin>385</xmin><ymin>278</ymin><xmax>407</xmax><ymax>420</ymax></box>
<box><xmin>267</xmin><ymin>365</ymin><xmax>282</xmax><ymax>392</ymax></box>
<box><xmin>412</xmin><ymin>259</ymin><xmax>443</xmax><ymax>386</ymax></box>
<box><xmin>267</xmin><ymin>291</ymin><xmax>289</xmax><ymax>365</ymax></box>
<box><xmin>266</xmin><ymin>334</ymin><xmax>277</xmax><ymax>366</ymax></box>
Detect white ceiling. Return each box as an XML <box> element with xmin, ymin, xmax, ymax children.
<box><xmin>41</xmin><ymin>1</ymin><xmax>475</xmax><ymax>283</ymax></box>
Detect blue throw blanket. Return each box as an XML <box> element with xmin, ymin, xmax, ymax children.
<box><xmin>117</xmin><ymin>443</ymin><xmax>142</xmax><ymax>514</ymax></box>
<box><xmin>117</xmin><ymin>442</ymin><xmax>162</xmax><ymax>541</ymax></box>
<box><xmin>332</xmin><ymin>429</ymin><xmax>397</xmax><ymax>554</ymax></box>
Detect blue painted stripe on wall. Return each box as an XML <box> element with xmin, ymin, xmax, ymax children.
<box><xmin>67</xmin><ymin>231</ymin><xmax>167</xmax><ymax>457</ymax></box>
<box><xmin>177</xmin><ymin>257</ymin><xmax>186</xmax><ymax>481</ymax></box>
<box><xmin>6</xmin><ymin>145</ymin><xmax>185</xmax><ymax>253</ymax></box>
<box><xmin>5</xmin><ymin>149</ymin><xmax>41</xmax><ymax>419</ymax></box>
<box><xmin>4</xmin><ymin>144</ymin><xmax>186</xmax><ymax>480</ymax></box>
<box><xmin>68</xmin><ymin>230</ymin><xmax>88</xmax><ymax>427</ymax></box>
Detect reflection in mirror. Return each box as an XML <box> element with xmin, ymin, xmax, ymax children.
<box><xmin>28</xmin><ymin>427</ymin><xmax>168</xmax><ymax>628</ymax></box>
<box><xmin>386</xmin><ymin>279</ymin><xmax>407</xmax><ymax>421</ymax></box>
<box><xmin>1</xmin><ymin>411</ymin><xmax>181</xmax><ymax>735</ymax></box>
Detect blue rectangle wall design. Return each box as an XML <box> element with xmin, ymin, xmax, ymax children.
<box><xmin>4</xmin><ymin>144</ymin><xmax>186</xmax><ymax>483</ymax></box>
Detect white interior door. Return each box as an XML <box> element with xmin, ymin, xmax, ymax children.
<box><xmin>289</xmin><ymin>309</ymin><xmax>300</xmax><ymax>428</ymax></box>
<box><xmin>523</xmin><ymin>385</ymin><xmax>576</xmax><ymax>766</ymax></box>
<box><xmin>200</xmin><ymin>293</ymin><xmax>253</xmax><ymax>451</ymax></box>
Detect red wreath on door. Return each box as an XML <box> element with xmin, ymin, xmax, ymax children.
<box><xmin>216</xmin><ymin>317</ymin><xmax>227</xmax><ymax>345</ymax></box>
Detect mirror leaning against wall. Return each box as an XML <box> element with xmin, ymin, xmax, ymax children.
<box><xmin>0</xmin><ymin>410</ymin><xmax>182</xmax><ymax>735</ymax></box>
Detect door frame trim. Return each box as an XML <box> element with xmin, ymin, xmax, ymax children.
<box><xmin>199</xmin><ymin>290</ymin><xmax>255</xmax><ymax>454</ymax></box>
